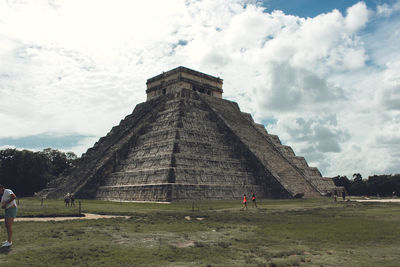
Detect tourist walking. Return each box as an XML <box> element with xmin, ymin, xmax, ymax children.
<box><xmin>251</xmin><ymin>193</ymin><xmax>257</xmax><ymax>208</ymax></box>
<box><xmin>241</xmin><ymin>194</ymin><xmax>248</xmax><ymax>210</ymax></box>
<box><xmin>0</xmin><ymin>184</ymin><xmax>17</xmax><ymax>247</ymax></box>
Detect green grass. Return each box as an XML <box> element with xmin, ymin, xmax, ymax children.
<box><xmin>2</xmin><ymin>198</ymin><xmax>82</xmax><ymax>218</ymax></box>
<box><xmin>0</xmin><ymin>197</ymin><xmax>399</xmax><ymax>266</ymax></box>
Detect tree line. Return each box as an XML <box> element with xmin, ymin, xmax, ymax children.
<box><xmin>333</xmin><ymin>173</ymin><xmax>400</xmax><ymax>197</ymax></box>
<box><xmin>1</xmin><ymin>147</ymin><xmax>399</xmax><ymax>198</ymax></box>
<box><xmin>0</xmin><ymin>148</ymin><xmax>77</xmax><ymax>197</ymax></box>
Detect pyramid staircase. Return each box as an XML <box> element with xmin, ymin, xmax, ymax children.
<box><xmin>94</xmin><ymin>91</ymin><xmax>273</xmax><ymax>201</ymax></box>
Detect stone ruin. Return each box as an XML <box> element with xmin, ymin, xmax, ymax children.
<box><xmin>41</xmin><ymin>66</ymin><xmax>337</xmax><ymax>201</ymax></box>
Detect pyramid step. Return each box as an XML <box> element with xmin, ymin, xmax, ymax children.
<box><xmin>95</xmin><ymin>183</ymin><xmax>266</xmax><ymax>202</ymax></box>
<box><xmin>277</xmin><ymin>145</ymin><xmax>295</xmax><ymax>157</ymax></box>
<box><xmin>241</xmin><ymin>112</ymin><xmax>254</xmax><ymax>122</ymax></box>
<box><xmin>137</xmin><ymin>128</ymin><xmax>225</xmax><ymax>141</ymax></box>
<box><xmin>128</xmin><ymin>140</ymin><xmax>175</xmax><ymax>156</ymax></box>
<box><xmin>164</xmin><ymin>97</ymin><xmax>205</xmax><ymax>107</ymax></box>
<box><xmin>269</xmin><ymin>134</ymin><xmax>282</xmax><ymax>145</ymax></box>
<box><xmin>127</xmin><ymin>146</ymin><xmax>175</xmax><ymax>158</ymax></box>
<box><xmin>136</xmin><ymin>134</ymin><xmax>227</xmax><ymax>147</ymax></box>
<box><xmin>177</xmin><ymin>141</ymin><xmax>236</xmax><ymax>155</ymax></box>
<box><xmin>173</xmin><ymin>154</ymin><xmax>247</xmax><ymax>170</ymax></box>
<box><xmin>143</xmin><ymin>118</ymin><xmax>221</xmax><ymax>134</ymax></box>
<box><xmin>138</xmin><ymin>132</ymin><xmax>226</xmax><ymax>144</ymax></box>
<box><xmin>103</xmin><ymin>167</ymin><xmax>256</xmax><ymax>186</ymax></box>
<box><xmin>308</xmin><ymin>167</ymin><xmax>322</xmax><ymax>176</ymax></box>
<box><xmin>118</xmin><ymin>154</ymin><xmax>173</xmax><ymax>170</ymax></box>
<box><xmin>102</xmin><ymin>168</ymin><xmax>171</xmax><ymax>186</ymax></box>
<box><xmin>157</xmin><ymin>103</ymin><xmax>209</xmax><ymax>115</ymax></box>
<box><xmin>286</xmin><ymin>156</ymin><xmax>309</xmax><ymax>169</ymax></box>
<box><xmin>123</xmin><ymin>149</ymin><xmax>240</xmax><ymax>164</ymax></box>
<box><xmin>177</xmin><ymin>129</ymin><xmax>225</xmax><ymax>139</ymax></box>
<box><xmin>149</xmin><ymin>118</ymin><xmax>219</xmax><ymax>130</ymax></box>
<box><xmin>128</xmin><ymin>138</ymin><xmax>234</xmax><ymax>156</ymax></box>
<box><xmin>306</xmin><ymin>176</ymin><xmax>336</xmax><ymax>194</ymax></box>
<box><xmin>118</xmin><ymin>153</ymin><xmax>245</xmax><ymax>170</ymax></box>
<box><xmin>154</xmin><ymin>110</ymin><xmax>210</xmax><ymax>123</ymax></box>
<box><xmin>294</xmin><ymin>165</ymin><xmax>322</xmax><ymax>177</ymax></box>
<box><xmin>134</xmin><ymin>129</ymin><xmax>176</xmax><ymax>141</ymax></box>
<box><xmin>174</xmin><ymin>168</ymin><xmax>256</xmax><ymax>185</ymax></box>
<box><xmin>111</xmin><ymin>167</ymin><xmax>253</xmax><ymax>177</ymax></box>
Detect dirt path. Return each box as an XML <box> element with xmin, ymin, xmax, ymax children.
<box><xmin>15</xmin><ymin>213</ymin><xmax>130</xmax><ymax>222</ymax></box>
<box><xmin>353</xmin><ymin>199</ymin><xmax>400</xmax><ymax>203</ymax></box>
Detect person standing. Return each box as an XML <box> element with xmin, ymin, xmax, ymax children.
<box><xmin>251</xmin><ymin>193</ymin><xmax>257</xmax><ymax>208</ymax></box>
<box><xmin>0</xmin><ymin>184</ymin><xmax>17</xmax><ymax>247</ymax></box>
<box><xmin>70</xmin><ymin>194</ymin><xmax>75</xmax><ymax>207</ymax></box>
<box><xmin>64</xmin><ymin>193</ymin><xmax>70</xmax><ymax>207</ymax></box>
<box><xmin>241</xmin><ymin>194</ymin><xmax>248</xmax><ymax>210</ymax></box>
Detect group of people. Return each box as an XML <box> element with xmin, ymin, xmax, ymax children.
<box><xmin>333</xmin><ymin>189</ymin><xmax>346</xmax><ymax>202</ymax></box>
<box><xmin>64</xmin><ymin>193</ymin><xmax>75</xmax><ymax>207</ymax></box>
<box><xmin>241</xmin><ymin>193</ymin><xmax>257</xmax><ymax>210</ymax></box>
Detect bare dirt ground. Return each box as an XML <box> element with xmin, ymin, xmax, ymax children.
<box><xmin>352</xmin><ymin>198</ymin><xmax>400</xmax><ymax>203</ymax></box>
<box><xmin>15</xmin><ymin>213</ymin><xmax>130</xmax><ymax>222</ymax></box>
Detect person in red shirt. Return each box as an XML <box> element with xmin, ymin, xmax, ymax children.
<box><xmin>241</xmin><ymin>194</ymin><xmax>248</xmax><ymax>210</ymax></box>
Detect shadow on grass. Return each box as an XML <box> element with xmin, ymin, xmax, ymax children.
<box><xmin>0</xmin><ymin>246</ymin><xmax>11</xmax><ymax>254</ymax></box>
<box><xmin>0</xmin><ymin>213</ymin><xmax>84</xmax><ymax>219</ymax></box>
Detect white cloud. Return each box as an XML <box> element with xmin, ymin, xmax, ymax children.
<box><xmin>0</xmin><ymin>0</ymin><xmax>399</xmax><ymax>178</ymax></box>
<box><xmin>344</xmin><ymin>2</ymin><xmax>369</xmax><ymax>32</ymax></box>
<box><xmin>377</xmin><ymin>0</ymin><xmax>400</xmax><ymax>17</ymax></box>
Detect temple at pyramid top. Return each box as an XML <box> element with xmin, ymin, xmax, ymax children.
<box><xmin>146</xmin><ymin>66</ymin><xmax>223</xmax><ymax>100</ymax></box>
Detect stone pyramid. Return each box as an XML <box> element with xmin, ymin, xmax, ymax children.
<box><xmin>43</xmin><ymin>66</ymin><xmax>336</xmax><ymax>201</ymax></box>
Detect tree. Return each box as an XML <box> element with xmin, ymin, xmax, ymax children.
<box><xmin>42</xmin><ymin>148</ymin><xmax>77</xmax><ymax>177</ymax></box>
<box><xmin>367</xmin><ymin>174</ymin><xmax>400</xmax><ymax>197</ymax></box>
<box><xmin>0</xmin><ymin>148</ymin><xmax>77</xmax><ymax>197</ymax></box>
<box><xmin>353</xmin><ymin>173</ymin><xmax>362</xmax><ymax>183</ymax></box>
<box><xmin>0</xmin><ymin>149</ymin><xmax>51</xmax><ymax>196</ymax></box>
<box><xmin>333</xmin><ymin>175</ymin><xmax>351</xmax><ymax>193</ymax></box>
<box><xmin>349</xmin><ymin>173</ymin><xmax>367</xmax><ymax>196</ymax></box>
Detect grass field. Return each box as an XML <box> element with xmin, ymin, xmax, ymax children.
<box><xmin>0</xmin><ymin>197</ymin><xmax>399</xmax><ymax>266</ymax></box>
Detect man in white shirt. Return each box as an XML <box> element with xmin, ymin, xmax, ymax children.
<box><xmin>0</xmin><ymin>184</ymin><xmax>17</xmax><ymax>247</ymax></box>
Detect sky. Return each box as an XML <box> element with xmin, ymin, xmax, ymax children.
<box><xmin>0</xmin><ymin>0</ymin><xmax>399</xmax><ymax>178</ymax></box>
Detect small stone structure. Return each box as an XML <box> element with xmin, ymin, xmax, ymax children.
<box><xmin>146</xmin><ymin>66</ymin><xmax>223</xmax><ymax>100</ymax></box>
<box><xmin>41</xmin><ymin>66</ymin><xmax>337</xmax><ymax>201</ymax></box>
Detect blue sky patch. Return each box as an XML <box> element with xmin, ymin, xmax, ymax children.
<box><xmin>0</xmin><ymin>133</ymin><xmax>93</xmax><ymax>151</ymax></box>
<box><xmin>261</xmin><ymin>118</ymin><xmax>277</xmax><ymax>126</ymax></box>
<box><xmin>260</xmin><ymin>0</ymin><xmax>398</xmax><ymax>17</ymax></box>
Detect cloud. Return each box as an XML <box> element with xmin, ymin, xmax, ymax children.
<box><xmin>0</xmin><ymin>0</ymin><xmax>400</xmax><ymax>178</ymax></box>
<box><xmin>255</xmin><ymin>63</ymin><xmax>346</xmax><ymax>112</ymax></box>
<box><xmin>267</xmin><ymin>113</ymin><xmax>351</xmax><ymax>175</ymax></box>
<box><xmin>344</xmin><ymin>2</ymin><xmax>369</xmax><ymax>32</ymax></box>
<box><xmin>376</xmin><ymin>0</ymin><xmax>400</xmax><ymax>17</ymax></box>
